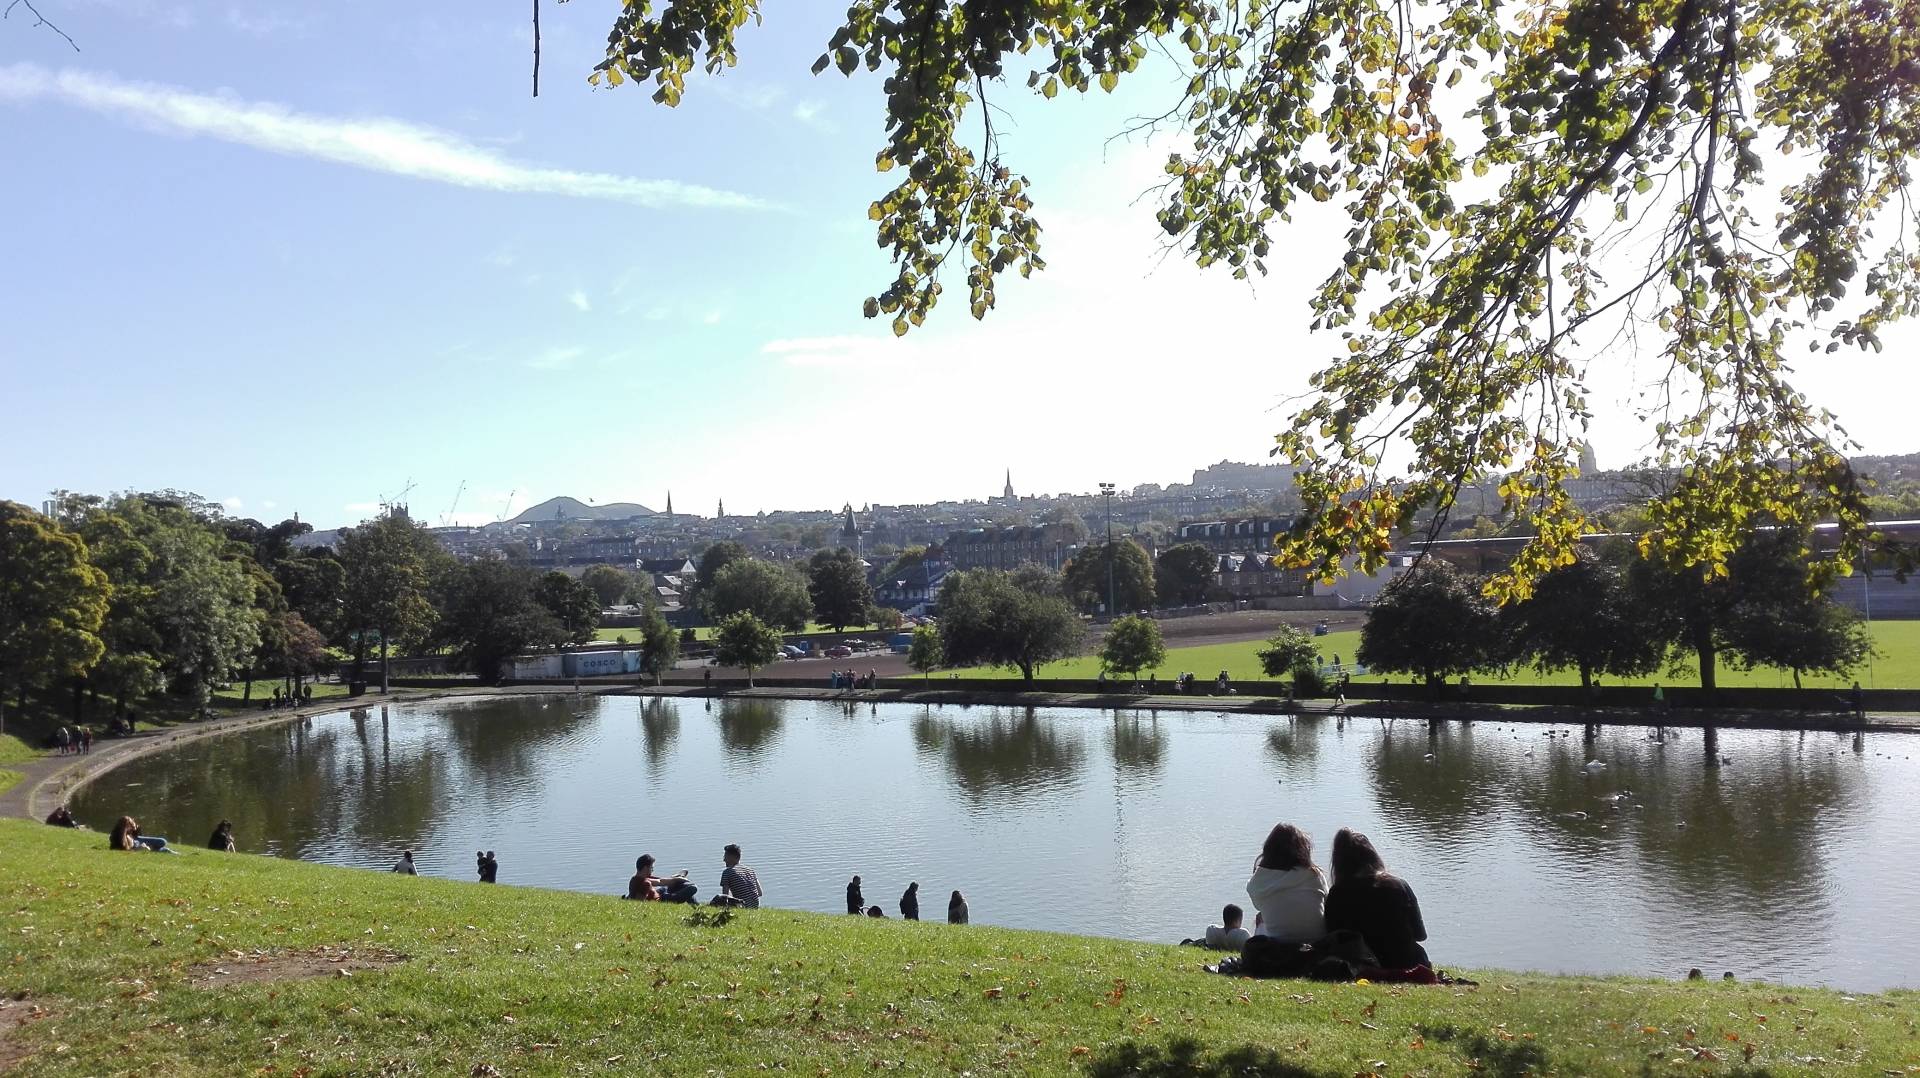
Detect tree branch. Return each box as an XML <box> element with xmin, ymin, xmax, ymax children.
<box><xmin>4</xmin><ymin>0</ymin><xmax>79</xmax><ymax>51</ymax></box>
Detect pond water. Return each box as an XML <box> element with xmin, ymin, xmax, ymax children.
<box><xmin>70</xmin><ymin>694</ymin><xmax>1920</xmax><ymax>991</ymax></box>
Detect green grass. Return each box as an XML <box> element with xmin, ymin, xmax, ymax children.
<box><xmin>0</xmin><ymin>732</ymin><xmax>37</xmax><ymax>796</ymax></box>
<box><xmin>210</xmin><ymin>681</ymin><xmax>353</xmax><ymax>710</ymax></box>
<box><xmin>954</xmin><ymin>620</ymin><xmax>1920</xmax><ymax>689</ymax></box>
<box><xmin>1</xmin><ymin>820</ymin><xmax>1912</xmax><ymax>1076</ymax></box>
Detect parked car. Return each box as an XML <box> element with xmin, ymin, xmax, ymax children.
<box><xmin>781</xmin><ymin>644</ymin><xmax>806</xmax><ymax>659</ymax></box>
<box><xmin>825</xmin><ymin>645</ymin><xmax>853</xmax><ymax>658</ymax></box>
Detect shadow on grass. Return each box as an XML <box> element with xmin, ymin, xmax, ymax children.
<box><xmin>1417</xmin><ymin>1024</ymin><xmax>1549</xmax><ymax>1078</ymax></box>
<box><xmin>1081</xmin><ymin>1038</ymin><xmax>1338</xmax><ymax>1077</ymax></box>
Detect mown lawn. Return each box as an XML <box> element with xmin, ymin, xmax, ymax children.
<box><xmin>210</xmin><ymin>680</ymin><xmax>353</xmax><ymax>710</ymax></box>
<box><xmin>594</xmin><ymin>622</ymin><xmax>903</xmax><ymax>645</ymax></box>
<box><xmin>952</xmin><ymin>621</ymin><xmax>1920</xmax><ymax>690</ymax></box>
<box><xmin>0</xmin><ymin>733</ymin><xmax>36</xmax><ymax>796</ymax></box>
<box><xmin>1</xmin><ymin>821</ymin><xmax>1913</xmax><ymax>1076</ymax></box>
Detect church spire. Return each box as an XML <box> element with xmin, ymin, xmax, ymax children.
<box><xmin>717</xmin><ymin>497</ymin><xmax>725</xmax><ymax>519</ymax></box>
<box><xmin>1002</xmin><ymin>469</ymin><xmax>1015</xmax><ymax>500</ymax></box>
<box><xmin>665</xmin><ymin>491</ymin><xmax>673</xmax><ymax>517</ymax></box>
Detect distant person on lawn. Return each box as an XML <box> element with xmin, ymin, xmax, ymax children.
<box><xmin>45</xmin><ymin>806</ymin><xmax>78</xmax><ymax>828</ymax></box>
<box><xmin>1323</xmin><ymin>829</ymin><xmax>1429</xmax><ymax>969</ymax></box>
<box><xmin>716</xmin><ymin>843</ymin><xmax>762</xmax><ymax>908</ymax></box>
<box><xmin>899</xmin><ymin>882</ymin><xmax>920</xmax><ymax>921</ymax></box>
<box><xmin>393</xmin><ymin>850</ymin><xmax>417</xmax><ymax>874</ymax></box>
<box><xmin>1205</xmin><ymin>904</ymin><xmax>1251</xmax><ymax>950</ymax></box>
<box><xmin>947</xmin><ymin>890</ymin><xmax>968</xmax><ymax>925</ymax></box>
<box><xmin>846</xmin><ymin>874</ymin><xmax>865</xmax><ymax>915</ymax></box>
<box><xmin>208</xmin><ymin>820</ymin><xmax>236</xmax><ymax>852</ymax></box>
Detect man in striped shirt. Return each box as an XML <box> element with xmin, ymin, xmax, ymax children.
<box><xmin>719</xmin><ymin>843</ymin><xmax>763</xmax><ymax>909</ymax></box>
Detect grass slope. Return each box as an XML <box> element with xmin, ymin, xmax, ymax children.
<box><xmin>0</xmin><ymin>733</ymin><xmax>35</xmax><ymax>796</ymax></box>
<box><xmin>954</xmin><ymin>621</ymin><xmax>1920</xmax><ymax>690</ymax></box>
<box><xmin>1</xmin><ymin>821</ymin><xmax>1914</xmax><ymax>1076</ymax></box>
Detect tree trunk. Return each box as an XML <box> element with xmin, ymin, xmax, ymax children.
<box><xmin>242</xmin><ymin>670</ymin><xmax>253</xmax><ymax>703</ymax></box>
<box><xmin>379</xmin><ymin>628</ymin><xmax>390</xmax><ymax>694</ymax></box>
<box><xmin>746</xmin><ymin>663</ymin><xmax>755</xmax><ymax>688</ymax></box>
<box><xmin>1691</xmin><ymin>623</ymin><xmax>1717</xmax><ymax>692</ymax></box>
<box><xmin>1792</xmin><ymin>668</ymin><xmax>1802</xmax><ymax>690</ymax></box>
<box><xmin>1020</xmin><ymin>661</ymin><xmax>1034</xmax><ymax>682</ymax></box>
<box><xmin>0</xmin><ymin>677</ymin><xmax>8</xmax><ymax>736</ymax></box>
<box><xmin>72</xmin><ymin>676</ymin><xmax>85</xmax><ymax>723</ymax></box>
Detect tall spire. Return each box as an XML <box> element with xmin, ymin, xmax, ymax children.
<box><xmin>665</xmin><ymin>491</ymin><xmax>673</xmax><ymax>517</ymax></box>
<box><xmin>1003</xmin><ymin>469</ymin><xmax>1015</xmax><ymax>500</ymax></box>
<box><xmin>717</xmin><ymin>497</ymin><xmax>726</xmax><ymax>519</ymax></box>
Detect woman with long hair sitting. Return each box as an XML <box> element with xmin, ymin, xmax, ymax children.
<box><xmin>1245</xmin><ymin>822</ymin><xmax>1327</xmax><ymax>943</ymax></box>
<box><xmin>1323</xmin><ymin>829</ymin><xmax>1429</xmax><ymax>968</ymax></box>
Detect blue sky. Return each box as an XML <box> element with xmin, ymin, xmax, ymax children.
<box><xmin>3</xmin><ymin>2</ymin><xmax>1912</xmax><ymax>529</ymax></box>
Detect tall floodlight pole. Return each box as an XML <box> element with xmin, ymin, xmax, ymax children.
<box><xmin>1100</xmin><ymin>482</ymin><xmax>1117</xmax><ymax>617</ymax></box>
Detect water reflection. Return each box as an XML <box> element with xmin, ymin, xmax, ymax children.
<box><xmin>715</xmin><ymin>698</ymin><xmax>784</xmax><ymax>762</ymax></box>
<box><xmin>911</xmin><ymin>706</ymin><xmax>1086</xmax><ymax>798</ymax></box>
<box><xmin>66</xmin><ymin>696</ymin><xmax>1920</xmax><ymax>990</ymax></box>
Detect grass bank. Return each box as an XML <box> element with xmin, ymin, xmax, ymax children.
<box><xmin>954</xmin><ymin>621</ymin><xmax>1920</xmax><ymax>690</ymax></box>
<box><xmin>1</xmin><ymin>822</ymin><xmax>1914</xmax><ymax>1076</ymax></box>
<box><xmin>0</xmin><ymin>733</ymin><xmax>35</xmax><ymax>796</ymax></box>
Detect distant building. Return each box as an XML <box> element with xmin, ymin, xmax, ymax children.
<box><xmin>874</xmin><ymin>557</ymin><xmax>951</xmax><ymax>613</ymax></box>
<box><xmin>1174</xmin><ymin>517</ymin><xmax>1294</xmax><ymax>555</ymax></box>
<box><xmin>944</xmin><ymin>523</ymin><xmax>1079</xmax><ymax>571</ymax></box>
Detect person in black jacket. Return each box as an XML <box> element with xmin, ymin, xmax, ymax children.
<box><xmin>899</xmin><ymin>881</ymin><xmax>920</xmax><ymax>921</ymax></box>
<box><xmin>846</xmin><ymin>874</ymin><xmax>864</xmax><ymax>914</ymax></box>
<box><xmin>1323</xmin><ymin>829</ymin><xmax>1429</xmax><ymax>968</ymax></box>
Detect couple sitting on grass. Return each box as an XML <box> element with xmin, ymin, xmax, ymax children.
<box><xmin>1197</xmin><ymin>823</ymin><xmax>1443</xmax><ymax>982</ymax></box>
<box><xmin>623</xmin><ymin>844</ymin><xmax>764</xmax><ymax>908</ymax></box>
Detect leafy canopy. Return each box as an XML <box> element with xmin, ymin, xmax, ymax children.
<box><xmin>808</xmin><ymin>547</ymin><xmax>875</xmax><ymax>632</ymax></box>
<box><xmin>937</xmin><ymin>568</ymin><xmax>1084</xmax><ymax>681</ymax></box>
<box><xmin>0</xmin><ymin>502</ymin><xmax>109</xmax><ymax>729</ymax></box>
<box><xmin>1099</xmin><ymin>615</ymin><xmax>1166</xmax><ymax>678</ymax></box>
<box><xmin>596</xmin><ymin>0</ymin><xmax>1919</xmax><ymax>594</ymax></box>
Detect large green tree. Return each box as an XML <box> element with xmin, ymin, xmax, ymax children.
<box><xmin>637</xmin><ymin>598</ymin><xmax>681</xmax><ymax>684</ymax></box>
<box><xmin>808</xmin><ymin>547</ymin><xmax>875</xmax><ymax>632</ymax></box>
<box><xmin>937</xmin><ymin>568</ymin><xmax>1084</xmax><ymax>681</ymax></box>
<box><xmin>1155</xmin><ymin>543</ymin><xmax>1218</xmax><ymax>607</ymax></box>
<box><xmin>906</xmin><ymin>623</ymin><xmax>943</xmax><ymax>681</ymax></box>
<box><xmin>1099</xmin><ymin>615</ymin><xmax>1165</xmax><ymax>681</ymax></box>
<box><xmin>705</xmin><ymin>558</ymin><xmax>812</xmax><ymax>632</ymax></box>
<box><xmin>693</xmin><ymin>540</ymin><xmax>749</xmax><ymax>604</ymax></box>
<box><xmin>59</xmin><ymin>494</ymin><xmax>263</xmax><ymax>713</ymax></box>
<box><xmin>597</xmin><ymin>1</ymin><xmax>1911</xmax><ymax>594</ymax></box>
<box><xmin>437</xmin><ymin>559</ymin><xmax>562</xmax><ymax>682</ymax></box>
<box><xmin>1504</xmin><ymin>550</ymin><xmax>1666</xmax><ymax>693</ymax></box>
<box><xmin>534</xmin><ymin>571</ymin><xmax>601</xmax><ymax>646</ymax></box>
<box><xmin>337</xmin><ymin>511</ymin><xmax>450</xmax><ymax>692</ymax></box>
<box><xmin>1255</xmin><ymin>625</ymin><xmax>1320</xmax><ymax>680</ymax></box>
<box><xmin>1358</xmin><ymin>561</ymin><xmax>1502</xmax><ymax>691</ymax></box>
<box><xmin>1063</xmin><ymin>538</ymin><xmax>1156</xmax><ymax>614</ymax></box>
<box><xmin>0</xmin><ymin>502</ymin><xmax>109</xmax><ymax>734</ymax></box>
<box><xmin>714</xmin><ymin>611</ymin><xmax>782</xmax><ymax>687</ymax></box>
<box><xmin>580</xmin><ymin>563</ymin><xmax>636</xmax><ymax>608</ymax></box>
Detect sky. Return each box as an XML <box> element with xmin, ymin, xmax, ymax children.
<box><xmin>2</xmin><ymin>1</ymin><xmax>1914</xmax><ymax>530</ymax></box>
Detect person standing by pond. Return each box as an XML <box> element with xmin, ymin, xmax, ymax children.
<box><xmin>846</xmin><ymin>874</ymin><xmax>864</xmax><ymax>915</ymax></box>
<box><xmin>947</xmin><ymin>890</ymin><xmax>968</xmax><ymax>925</ymax></box>
<box><xmin>900</xmin><ymin>882</ymin><xmax>920</xmax><ymax>921</ymax></box>
<box><xmin>1245</xmin><ymin>822</ymin><xmax>1326</xmax><ymax>943</ymax></box>
<box><xmin>717</xmin><ymin>843</ymin><xmax>762</xmax><ymax>908</ymax></box>
<box><xmin>1323</xmin><ymin>829</ymin><xmax>1429</xmax><ymax>968</ymax></box>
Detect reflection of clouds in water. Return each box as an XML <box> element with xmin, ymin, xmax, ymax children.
<box><xmin>912</xmin><ymin>705</ymin><xmax>1087</xmax><ymax>800</ymax></box>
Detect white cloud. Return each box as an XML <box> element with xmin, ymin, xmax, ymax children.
<box><xmin>702</xmin><ymin>309</ymin><xmax>724</xmax><ymax>325</ymax></box>
<box><xmin>0</xmin><ymin>64</ymin><xmax>771</xmax><ymax>211</ymax></box>
<box><xmin>567</xmin><ymin>289</ymin><xmax>591</xmax><ymax>312</ymax></box>
<box><xmin>222</xmin><ymin>496</ymin><xmax>244</xmax><ymax>511</ymax></box>
<box><xmin>526</xmin><ymin>345</ymin><xmax>584</xmax><ymax>371</ymax></box>
<box><xmin>791</xmin><ymin>101</ymin><xmax>833</xmax><ymax>131</ymax></box>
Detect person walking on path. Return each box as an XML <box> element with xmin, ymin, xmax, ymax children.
<box><xmin>900</xmin><ymin>882</ymin><xmax>920</xmax><ymax>921</ymax></box>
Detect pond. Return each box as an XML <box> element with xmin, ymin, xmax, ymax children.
<box><xmin>69</xmin><ymin>694</ymin><xmax>1920</xmax><ymax>991</ymax></box>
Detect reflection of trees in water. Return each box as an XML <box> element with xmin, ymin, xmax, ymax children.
<box><xmin>911</xmin><ymin>706</ymin><xmax>1086</xmax><ymax>799</ymax></box>
<box><xmin>1107</xmin><ymin>712</ymin><xmax>1165</xmax><ymax>776</ymax></box>
<box><xmin>639</xmin><ymin>697</ymin><xmax>680</xmax><ymax>776</ymax></box>
<box><xmin>1367</xmin><ymin>722</ymin><xmax>1861</xmax><ymax>913</ymax></box>
<box><xmin>715</xmin><ymin>698</ymin><xmax>784</xmax><ymax>761</ymax></box>
<box><xmin>1264</xmin><ymin>715</ymin><xmax>1335</xmax><ymax>784</ymax></box>
<box><xmin>435</xmin><ymin>697</ymin><xmax>600</xmax><ymax>782</ymax></box>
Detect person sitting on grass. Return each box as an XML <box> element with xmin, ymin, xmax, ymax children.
<box><xmin>947</xmin><ymin>890</ymin><xmax>968</xmax><ymax>925</ymax></box>
<box><xmin>1245</xmin><ymin>823</ymin><xmax>1326</xmax><ymax>943</ymax></box>
<box><xmin>1206</xmin><ymin>904</ymin><xmax>1251</xmax><ymax>950</ymax></box>
<box><xmin>625</xmin><ymin>855</ymin><xmax>698</xmax><ymax>903</ymax></box>
<box><xmin>208</xmin><ymin>820</ymin><xmax>236</xmax><ymax>852</ymax></box>
<box><xmin>108</xmin><ymin>815</ymin><xmax>171</xmax><ymax>852</ymax></box>
<box><xmin>715</xmin><ymin>843</ymin><xmax>762</xmax><ymax>909</ymax></box>
<box><xmin>1323</xmin><ymin>829</ymin><xmax>1429</xmax><ymax>969</ymax></box>
<box><xmin>392</xmin><ymin>850</ymin><xmax>417</xmax><ymax>875</ymax></box>
<box><xmin>866</xmin><ymin>905</ymin><xmax>886</xmax><ymax>918</ymax></box>
<box><xmin>45</xmin><ymin>805</ymin><xmax>78</xmax><ymax>828</ymax></box>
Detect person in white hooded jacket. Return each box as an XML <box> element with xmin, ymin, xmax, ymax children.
<box><xmin>1245</xmin><ymin>822</ymin><xmax>1327</xmax><ymax>943</ymax></box>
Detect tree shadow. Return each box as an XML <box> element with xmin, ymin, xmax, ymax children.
<box><xmin>1080</xmin><ymin>1038</ymin><xmax>1339</xmax><ymax>1078</ymax></box>
<box><xmin>1417</xmin><ymin>1024</ymin><xmax>1549</xmax><ymax>1078</ymax></box>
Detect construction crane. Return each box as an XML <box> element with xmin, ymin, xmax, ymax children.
<box><xmin>441</xmin><ymin>480</ymin><xmax>467</xmax><ymax>527</ymax></box>
<box><xmin>499</xmin><ymin>489</ymin><xmax>517</xmax><ymax>522</ymax></box>
<box><xmin>379</xmin><ymin>478</ymin><xmax>416</xmax><ymax>519</ymax></box>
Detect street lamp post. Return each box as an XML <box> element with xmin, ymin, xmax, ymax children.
<box><xmin>1099</xmin><ymin>482</ymin><xmax>1117</xmax><ymax>617</ymax></box>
